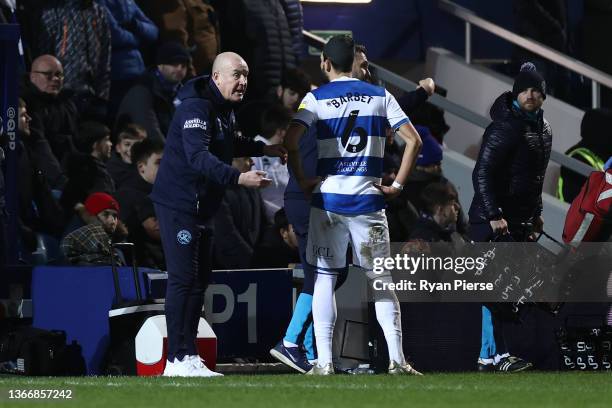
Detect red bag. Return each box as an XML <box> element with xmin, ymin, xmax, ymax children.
<box><xmin>562</xmin><ymin>169</ymin><xmax>612</xmax><ymax>245</ymax></box>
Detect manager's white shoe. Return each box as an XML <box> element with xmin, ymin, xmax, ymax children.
<box><xmin>187</xmin><ymin>355</ymin><xmax>224</xmax><ymax>377</ymax></box>
<box><xmin>162</xmin><ymin>356</ymin><xmax>223</xmax><ymax>377</ymax></box>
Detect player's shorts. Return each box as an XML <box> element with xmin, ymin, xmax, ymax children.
<box><xmin>305</xmin><ymin>207</ymin><xmax>390</xmax><ymax>277</ymax></box>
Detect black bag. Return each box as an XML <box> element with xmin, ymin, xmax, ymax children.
<box><xmin>0</xmin><ymin>327</ymin><xmax>67</xmax><ymax>375</ymax></box>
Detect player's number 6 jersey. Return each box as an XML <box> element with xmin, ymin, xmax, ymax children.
<box><xmin>292</xmin><ymin>77</ymin><xmax>410</xmax><ymax>215</ymax></box>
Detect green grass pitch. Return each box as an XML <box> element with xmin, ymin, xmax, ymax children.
<box><xmin>1</xmin><ymin>372</ymin><xmax>611</xmax><ymax>408</ymax></box>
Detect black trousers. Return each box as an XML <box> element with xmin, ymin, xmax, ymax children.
<box><xmin>155</xmin><ymin>203</ymin><xmax>213</xmax><ymax>362</ymax></box>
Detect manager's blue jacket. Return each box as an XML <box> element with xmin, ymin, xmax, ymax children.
<box><xmin>151</xmin><ymin>76</ymin><xmax>264</xmax><ymax>219</ymax></box>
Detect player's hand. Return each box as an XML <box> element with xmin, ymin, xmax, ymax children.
<box><xmin>373</xmin><ymin>183</ymin><xmax>402</xmax><ymax>199</ymax></box>
<box><xmin>238</xmin><ymin>170</ymin><xmax>272</xmax><ymax>188</ymax></box>
<box><xmin>417</xmin><ymin>78</ymin><xmax>435</xmax><ymax>96</ymax></box>
<box><xmin>299</xmin><ymin>177</ymin><xmax>321</xmax><ymax>200</ymax></box>
<box><xmin>263</xmin><ymin>144</ymin><xmax>288</xmax><ymax>164</ymax></box>
<box><xmin>489</xmin><ymin>218</ymin><xmax>508</xmax><ymax>235</ymax></box>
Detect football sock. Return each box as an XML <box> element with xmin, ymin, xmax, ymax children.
<box><xmin>371</xmin><ymin>274</ymin><xmax>405</xmax><ymax>365</ymax></box>
<box><xmin>284</xmin><ymin>293</ymin><xmax>313</xmax><ymax>346</ymax></box>
<box><xmin>312</xmin><ymin>273</ymin><xmax>337</xmax><ymax>367</ymax></box>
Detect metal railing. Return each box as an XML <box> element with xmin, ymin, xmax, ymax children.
<box><xmin>439</xmin><ymin>0</ymin><xmax>612</xmax><ymax>109</ymax></box>
<box><xmin>302</xmin><ymin>30</ymin><xmax>594</xmax><ymax>177</ymax></box>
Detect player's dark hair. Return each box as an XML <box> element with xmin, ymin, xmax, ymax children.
<box><xmin>131</xmin><ymin>138</ymin><xmax>164</xmax><ymax>167</ymax></box>
<box><xmin>261</xmin><ymin>105</ymin><xmax>292</xmax><ymax>139</ymax></box>
<box><xmin>323</xmin><ymin>35</ymin><xmax>355</xmax><ymax>73</ymax></box>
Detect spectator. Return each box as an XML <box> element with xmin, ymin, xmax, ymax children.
<box><xmin>108</xmin><ymin>123</ymin><xmax>147</xmax><ymax>189</ymax></box>
<box><xmin>61</xmin><ymin>192</ymin><xmax>123</xmax><ymax>265</ymax></box>
<box><xmin>214</xmin><ymin>0</ymin><xmax>297</xmax><ymax>99</ymax></box>
<box><xmin>409</xmin><ymin>182</ymin><xmax>462</xmax><ymax>243</ymax></box>
<box><xmin>252</xmin><ymin>105</ymin><xmax>292</xmax><ymax>222</ymax></box>
<box><xmin>214</xmin><ymin>157</ymin><xmax>267</xmax><ymax>269</ymax></box>
<box><xmin>31</xmin><ymin>0</ymin><xmax>111</xmax><ymax>102</ymax></box>
<box><xmin>252</xmin><ymin>208</ymin><xmax>300</xmax><ymax>268</ymax></box>
<box><xmin>468</xmin><ymin>62</ymin><xmax>552</xmax><ymax>373</ymax></box>
<box><xmin>73</xmin><ymin>121</ymin><xmax>115</xmax><ymax>194</ymax></box>
<box><xmin>237</xmin><ymin>67</ymin><xmax>310</xmax><ymax>139</ymax></box>
<box><xmin>99</xmin><ymin>0</ymin><xmax>159</xmax><ymax>117</ymax></box>
<box><xmin>135</xmin><ymin>0</ymin><xmax>219</xmax><ymax>75</ymax></box>
<box><xmin>21</xmin><ymin>55</ymin><xmax>78</xmax><ymax>165</ymax></box>
<box><xmin>16</xmin><ymin>98</ymin><xmax>65</xmax><ymax>246</ymax></box>
<box><xmin>557</xmin><ymin>108</ymin><xmax>612</xmax><ymax>203</ymax></box>
<box><xmin>116</xmin><ymin>42</ymin><xmax>190</xmax><ymax>141</ymax></box>
<box><xmin>115</xmin><ymin>138</ymin><xmax>165</xmax><ymax>269</ymax></box>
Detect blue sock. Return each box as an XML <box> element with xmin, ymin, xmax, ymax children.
<box><xmin>284</xmin><ymin>293</ymin><xmax>313</xmax><ymax>345</ymax></box>
<box><xmin>480</xmin><ymin>305</ymin><xmax>497</xmax><ymax>359</ymax></box>
<box><xmin>303</xmin><ymin>322</ymin><xmax>316</xmax><ymax>360</ymax></box>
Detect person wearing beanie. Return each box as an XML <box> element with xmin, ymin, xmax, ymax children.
<box><xmin>116</xmin><ymin>41</ymin><xmax>190</xmax><ymax>141</ymax></box>
<box><xmin>61</xmin><ymin>192</ymin><xmax>123</xmax><ymax>266</ymax></box>
<box><xmin>468</xmin><ymin>62</ymin><xmax>552</xmax><ymax>373</ymax></box>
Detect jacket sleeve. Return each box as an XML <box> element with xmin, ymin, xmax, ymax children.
<box><xmin>103</xmin><ymin>4</ymin><xmax>139</xmax><ymax>48</ymax></box>
<box><xmin>397</xmin><ymin>87</ymin><xmax>429</xmax><ymax>115</ymax></box>
<box><xmin>132</xmin><ymin>3</ymin><xmax>159</xmax><ymax>44</ymax></box>
<box><xmin>473</xmin><ymin>121</ymin><xmax>518</xmax><ymax>220</ymax></box>
<box><xmin>179</xmin><ymin>101</ymin><xmax>241</xmax><ymax>184</ymax></box>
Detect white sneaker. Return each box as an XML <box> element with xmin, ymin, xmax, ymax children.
<box><xmin>186</xmin><ymin>355</ymin><xmax>224</xmax><ymax>377</ymax></box>
<box><xmin>162</xmin><ymin>357</ymin><xmax>193</xmax><ymax>377</ymax></box>
<box><xmin>162</xmin><ymin>356</ymin><xmax>223</xmax><ymax>377</ymax></box>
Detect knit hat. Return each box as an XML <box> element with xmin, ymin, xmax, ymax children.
<box><xmin>84</xmin><ymin>192</ymin><xmax>120</xmax><ymax>216</ymax></box>
<box><xmin>156</xmin><ymin>42</ymin><xmax>191</xmax><ymax>66</ymax></box>
<box><xmin>512</xmin><ymin>62</ymin><xmax>546</xmax><ymax>99</ymax></box>
<box><xmin>322</xmin><ymin>35</ymin><xmax>355</xmax><ymax>71</ymax></box>
<box><xmin>415</xmin><ymin>126</ymin><xmax>443</xmax><ymax>166</ymax></box>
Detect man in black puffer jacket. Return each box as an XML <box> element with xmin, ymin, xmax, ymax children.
<box><xmin>468</xmin><ymin>63</ymin><xmax>552</xmax><ymax>373</ymax></box>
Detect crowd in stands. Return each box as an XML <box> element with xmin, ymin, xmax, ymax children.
<box><xmin>0</xmin><ymin>0</ymin><xmax>609</xmax><ymax>272</ymax></box>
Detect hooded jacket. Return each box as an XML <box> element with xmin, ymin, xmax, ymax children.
<box><xmin>150</xmin><ymin>75</ymin><xmax>264</xmax><ymax>218</ymax></box>
<box><xmin>468</xmin><ymin>91</ymin><xmax>552</xmax><ymax>223</ymax></box>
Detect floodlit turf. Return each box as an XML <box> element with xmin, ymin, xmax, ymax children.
<box><xmin>1</xmin><ymin>372</ymin><xmax>611</xmax><ymax>408</ymax></box>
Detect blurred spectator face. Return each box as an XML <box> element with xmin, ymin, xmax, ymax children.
<box><xmin>517</xmin><ymin>88</ymin><xmax>544</xmax><ymax>112</ymax></box>
<box><xmin>116</xmin><ymin>135</ymin><xmax>145</xmax><ymax>164</ymax></box>
<box><xmin>213</xmin><ymin>55</ymin><xmax>249</xmax><ymax>103</ymax></box>
<box><xmin>435</xmin><ymin>200</ymin><xmax>459</xmax><ymax>229</ymax></box>
<box><xmin>93</xmin><ymin>134</ymin><xmax>113</xmax><ymax>161</ymax></box>
<box><xmin>277</xmin><ymin>87</ymin><xmax>301</xmax><ymax>111</ymax></box>
<box><xmin>352</xmin><ymin>51</ymin><xmax>371</xmax><ymax>82</ymax></box>
<box><xmin>18</xmin><ymin>100</ymin><xmax>32</xmax><ymax>137</ymax></box>
<box><xmin>97</xmin><ymin>209</ymin><xmax>118</xmax><ymax>235</ymax></box>
<box><xmin>281</xmin><ymin>224</ymin><xmax>298</xmax><ymax>249</ymax></box>
<box><xmin>158</xmin><ymin>63</ymin><xmax>188</xmax><ymax>84</ymax></box>
<box><xmin>30</xmin><ymin>55</ymin><xmax>64</xmax><ymax>96</ymax></box>
<box><xmin>231</xmin><ymin>157</ymin><xmax>253</xmax><ymax>173</ymax></box>
<box><xmin>138</xmin><ymin>152</ymin><xmax>163</xmax><ymax>184</ymax></box>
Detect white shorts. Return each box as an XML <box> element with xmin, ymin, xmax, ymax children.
<box><xmin>305</xmin><ymin>207</ymin><xmax>390</xmax><ymax>276</ymax></box>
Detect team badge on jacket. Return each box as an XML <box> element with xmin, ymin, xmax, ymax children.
<box><xmin>177</xmin><ymin>229</ymin><xmax>192</xmax><ymax>245</ymax></box>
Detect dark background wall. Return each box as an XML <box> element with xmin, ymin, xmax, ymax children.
<box><xmin>302</xmin><ymin>0</ymin><xmax>584</xmax><ymax>62</ymax></box>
